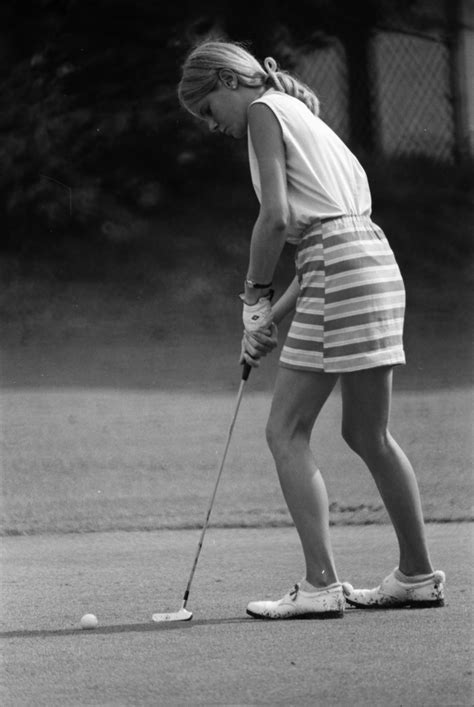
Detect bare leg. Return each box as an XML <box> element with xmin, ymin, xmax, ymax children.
<box><xmin>266</xmin><ymin>367</ymin><xmax>339</xmax><ymax>587</ymax></box>
<box><xmin>341</xmin><ymin>367</ymin><xmax>433</xmax><ymax>576</ymax></box>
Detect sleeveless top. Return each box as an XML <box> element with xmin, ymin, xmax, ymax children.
<box><xmin>247</xmin><ymin>92</ymin><xmax>372</xmax><ymax>244</ymax></box>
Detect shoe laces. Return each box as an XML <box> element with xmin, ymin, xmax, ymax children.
<box><xmin>289</xmin><ymin>584</ymin><xmax>300</xmax><ymax>601</ymax></box>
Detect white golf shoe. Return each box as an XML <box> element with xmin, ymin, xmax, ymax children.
<box><xmin>246</xmin><ymin>582</ymin><xmax>345</xmax><ymax>620</ymax></box>
<box><xmin>342</xmin><ymin>569</ymin><xmax>446</xmax><ymax>609</ymax></box>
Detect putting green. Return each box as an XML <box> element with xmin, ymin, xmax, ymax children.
<box><xmin>0</xmin><ymin>524</ymin><xmax>471</xmax><ymax>706</ymax></box>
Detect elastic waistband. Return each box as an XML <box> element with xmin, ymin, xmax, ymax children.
<box><xmin>296</xmin><ymin>214</ymin><xmax>374</xmax><ymax>243</ymax></box>
<box><xmin>320</xmin><ymin>214</ymin><xmax>371</xmax><ymax>224</ymax></box>
<box><xmin>297</xmin><ymin>214</ymin><xmax>375</xmax><ymax>242</ymax></box>
<box><xmin>320</xmin><ymin>216</ymin><xmax>341</xmax><ymax>224</ymax></box>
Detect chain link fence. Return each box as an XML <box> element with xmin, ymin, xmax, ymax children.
<box><xmin>298</xmin><ymin>28</ymin><xmax>456</xmax><ymax>163</ymax></box>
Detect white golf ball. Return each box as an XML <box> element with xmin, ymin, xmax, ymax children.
<box><xmin>80</xmin><ymin>613</ymin><xmax>98</xmax><ymax>630</ymax></box>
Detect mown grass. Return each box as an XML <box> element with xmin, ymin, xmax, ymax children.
<box><xmin>1</xmin><ymin>382</ymin><xmax>472</xmax><ymax>535</ymax></box>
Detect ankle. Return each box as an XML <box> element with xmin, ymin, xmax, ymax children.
<box><xmin>398</xmin><ymin>560</ymin><xmax>433</xmax><ymax>576</ymax></box>
<box><xmin>395</xmin><ymin>568</ymin><xmax>434</xmax><ymax>583</ymax></box>
<box><xmin>302</xmin><ymin>577</ymin><xmax>340</xmax><ymax>592</ymax></box>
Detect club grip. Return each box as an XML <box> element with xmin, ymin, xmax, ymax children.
<box><xmin>241</xmin><ymin>362</ymin><xmax>252</xmax><ymax>381</ymax></box>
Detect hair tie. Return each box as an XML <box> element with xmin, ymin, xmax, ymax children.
<box><xmin>263</xmin><ymin>57</ymin><xmax>285</xmax><ymax>91</ymax></box>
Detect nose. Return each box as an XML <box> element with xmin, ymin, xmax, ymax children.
<box><xmin>207</xmin><ymin>118</ymin><xmax>218</xmax><ymax>133</ymax></box>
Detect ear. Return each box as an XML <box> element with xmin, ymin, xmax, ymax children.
<box><xmin>218</xmin><ymin>68</ymin><xmax>238</xmax><ymax>90</ymax></box>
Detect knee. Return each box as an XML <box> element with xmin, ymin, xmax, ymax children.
<box><xmin>265</xmin><ymin>415</ymin><xmax>300</xmax><ymax>463</ymax></box>
<box><xmin>341</xmin><ymin>421</ymin><xmax>389</xmax><ymax>462</ymax></box>
<box><xmin>341</xmin><ymin>421</ymin><xmax>361</xmax><ymax>455</ymax></box>
<box><xmin>265</xmin><ymin>415</ymin><xmax>285</xmax><ymax>459</ymax></box>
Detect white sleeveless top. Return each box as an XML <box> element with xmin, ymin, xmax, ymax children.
<box><xmin>248</xmin><ymin>92</ymin><xmax>372</xmax><ymax>244</ymax></box>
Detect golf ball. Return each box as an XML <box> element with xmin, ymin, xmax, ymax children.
<box><xmin>80</xmin><ymin>613</ymin><xmax>98</xmax><ymax>630</ymax></box>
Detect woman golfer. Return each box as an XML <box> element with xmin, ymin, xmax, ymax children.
<box><xmin>178</xmin><ymin>40</ymin><xmax>445</xmax><ymax>619</ymax></box>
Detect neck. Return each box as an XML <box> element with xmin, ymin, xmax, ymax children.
<box><xmin>243</xmin><ymin>84</ymin><xmax>268</xmax><ymax>111</ymax></box>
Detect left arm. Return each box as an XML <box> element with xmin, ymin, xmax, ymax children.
<box><xmin>240</xmin><ymin>103</ymin><xmax>289</xmax><ymax>366</ymax></box>
<box><xmin>244</xmin><ymin>102</ymin><xmax>289</xmax><ymax>305</ymax></box>
<box><xmin>240</xmin><ymin>275</ymin><xmax>300</xmax><ymax>366</ymax></box>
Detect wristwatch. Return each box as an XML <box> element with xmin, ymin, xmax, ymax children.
<box><xmin>245</xmin><ymin>278</ymin><xmax>272</xmax><ymax>289</ymax></box>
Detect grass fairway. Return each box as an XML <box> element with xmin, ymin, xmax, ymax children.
<box><xmin>1</xmin><ymin>383</ymin><xmax>471</xmax><ymax>535</ymax></box>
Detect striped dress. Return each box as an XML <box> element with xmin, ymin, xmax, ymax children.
<box><xmin>280</xmin><ymin>216</ymin><xmax>406</xmax><ymax>373</ymax></box>
<box><xmin>248</xmin><ymin>92</ymin><xmax>406</xmax><ymax>373</ymax></box>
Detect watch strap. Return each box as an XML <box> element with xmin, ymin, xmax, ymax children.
<box><xmin>245</xmin><ymin>279</ymin><xmax>273</xmax><ymax>289</ymax></box>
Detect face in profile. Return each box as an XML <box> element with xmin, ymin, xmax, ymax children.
<box><xmin>194</xmin><ymin>81</ymin><xmax>250</xmax><ymax>139</ymax></box>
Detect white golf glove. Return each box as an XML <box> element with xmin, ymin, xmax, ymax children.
<box><xmin>241</xmin><ymin>293</ymin><xmax>273</xmax><ymax>332</ymax></box>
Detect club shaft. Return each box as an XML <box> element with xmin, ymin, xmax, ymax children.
<box><xmin>180</xmin><ymin>370</ymin><xmax>249</xmax><ymax>609</ymax></box>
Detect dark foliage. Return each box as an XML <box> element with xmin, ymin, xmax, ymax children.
<box><xmin>0</xmin><ymin>0</ymin><xmax>461</xmax><ymax>263</ymax></box>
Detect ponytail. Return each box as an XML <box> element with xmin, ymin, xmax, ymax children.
<box><xmin>263</xmin><ymin>57</ymin><xmax>319</xmax><ymax>116</ymax></box>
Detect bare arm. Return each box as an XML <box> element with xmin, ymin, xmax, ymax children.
<box><xmin>272</xmin><ymin>276</ymin><xmax>300</xmax><ymax>325</ymax></box>
<box><xmin>243</xmin><ymin>103</ymin><xmax>289</xmax><ymax>305</ymax></box>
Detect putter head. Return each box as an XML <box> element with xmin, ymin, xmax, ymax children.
<box><xmin>152</xmin><ymin>608</ymin><xmax>193</xmax><ymax>623</ymax></box>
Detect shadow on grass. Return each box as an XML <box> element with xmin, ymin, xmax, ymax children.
<box><xmin>0</xmin><ymin>606</ymin><xmax>445</xmax><ymax>640</ymax></box>
<box><xmin>0</xmin><ymin>617</ymin><xmax>252</xmax><ymax>639</ymax></box>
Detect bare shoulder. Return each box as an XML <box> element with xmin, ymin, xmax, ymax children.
<box><xmin>247</xmin><ymin>99</ymin><xmax>288</xmax><ymax>208</ymax></box>
<box><xmin>248</xmin><ymin>100</ymin><xmax>283</xmax><ymax>151</ymax></box>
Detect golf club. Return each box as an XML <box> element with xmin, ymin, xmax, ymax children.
<box><xmin>152</xmin><ymin>361</ymin><xmax>252</xmax><ymax>622</ymax></box>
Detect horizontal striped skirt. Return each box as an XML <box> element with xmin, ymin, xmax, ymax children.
<box><xmin>280</xmin><ymin>215</ymin><xmax>406</xmax><ymax>373</ymax></box>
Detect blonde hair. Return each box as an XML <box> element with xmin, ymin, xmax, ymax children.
<box><xmin>178</xmin><ymin>41</ymin><xmax>319</xmax><ymax>117</ymax></box>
